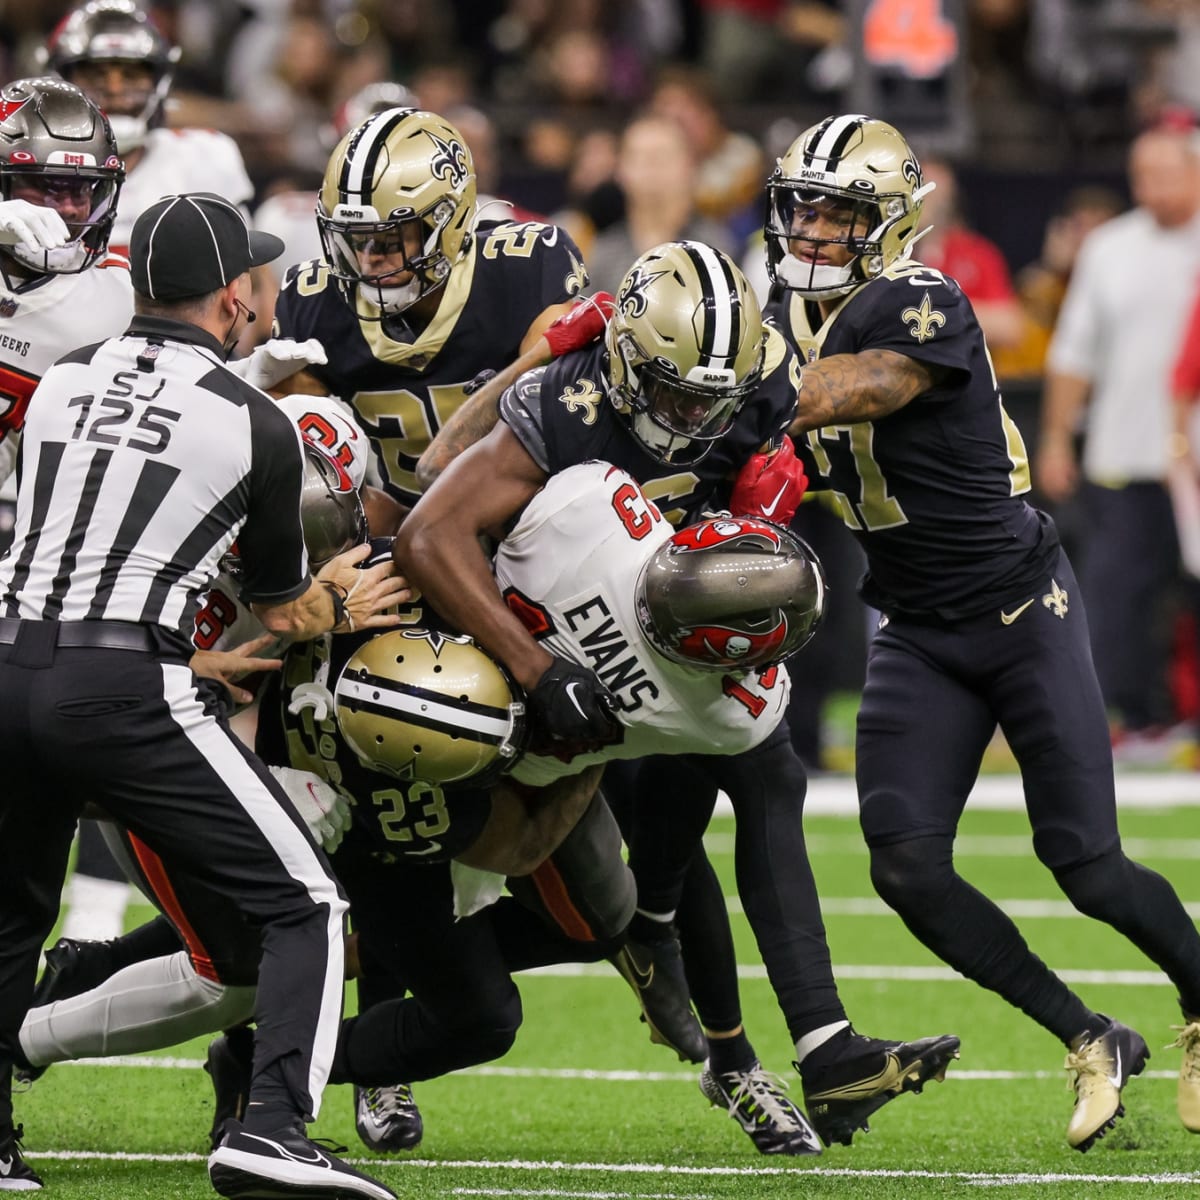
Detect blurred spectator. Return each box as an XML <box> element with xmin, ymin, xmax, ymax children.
<box><xmin>1039</xmin><ymin>124</ymin><xmax>1200</xmax><ymax>740</ymax></box>
<box><xmin>992</xmin><ymin>185</ymin><xmax>1124</xmax><ymax>381</ymax></box>
<box><xmin>914</xmin><ymin>153</ymin><xmax>1024</xmax><ymax>352</ymax></box>
<box><xmin>648</xmin><ymin>65</ymin><xmax>764</xmax><ymax>231</ymax></box>
<box><xmin>585</xmin><ymin>112</ymin><xmax>737</xmax><ymax>293</ymax></box>
<box><xmin>551</xmin><ymin>127</ymin><xmax>623</xmax><ymax>260</ymax></box>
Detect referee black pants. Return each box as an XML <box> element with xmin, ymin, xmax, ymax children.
<box><xmin>0</xmin><ymin>629</ymin><xmax>347</xmax><ymax>1128</ymax></box>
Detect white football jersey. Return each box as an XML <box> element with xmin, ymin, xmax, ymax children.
<box><xmin>110</xmin><ymin>128</ymin><xmax>254</xmax><ymax>252</ymax></box>
<box><xmin>495</xmin><ymin>462</ymin><xmax>790</xmax><ymax>787</ymax></box>
<box><xmin>0</xmin><ymin>258</ymin><xmax>134</xmax><ymax>497</ymax></box>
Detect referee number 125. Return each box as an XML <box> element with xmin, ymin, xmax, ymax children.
<box><xmin>69</xmin><ymin>372</ymin><xmax>181</xmax><ymax>455</ymax></box>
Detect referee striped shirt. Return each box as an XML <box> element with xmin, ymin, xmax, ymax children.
<box><xmin>0</xmin><ymin>315</ymin><xmax>312</xmax><ymax>636</ymax></box>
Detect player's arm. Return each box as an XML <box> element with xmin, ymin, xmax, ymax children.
<box><xmin>789</xmin><ymin>348</ymin><xmax>941</xmax><ymax>434</ymax></box>
<box><xmin>395</xmin><ymin>423</ymin><xmax>552</xmax><ymax>689</ymax></box>
<box><xmin>456</xmin><ymin>766</ymin><xmax>604</xmax><ymax>876</ymax></box>
<box><xmin>1036</xmin><ymin>370</ymin><xmax>1090</xmax><ymax>503</ymax></box>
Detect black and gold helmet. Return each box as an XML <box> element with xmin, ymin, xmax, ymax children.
<box><xmin>318</xmin><ymin>107</ymin><xmax>476</xmax><ymax>318</ymax></box>
<box><xmin>334</xmin><ymin>628</ymin><xmax>526</xmax><ymax>786</ymax></box>
<box><xmin>765</xmin><ymin>114</ymin><xmax>930</xmax><ymax>298</ymax></box>
<box><xmin>606</xmin><ymin>240</ymin><xmax>766</xmax><ymax>465</ymax></box>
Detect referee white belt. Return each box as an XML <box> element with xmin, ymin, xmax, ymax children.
<box><xmin>0</xmin><ymin>618</ymin><xmax>156</xmax><ymax>652</ymax></box>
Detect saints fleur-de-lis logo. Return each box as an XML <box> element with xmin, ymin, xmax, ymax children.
<box><xmin>400</xmin><ymin>627</ymin><xmax>472</xmax><ymax>657</ymax></box>
<box><xmin>1042</xmin><ymin>579</ymin><xmax>1069</xmax><ymax>619</ymax></box>
<box><xmin>617</xmin><ymin>264</ymin><xmax>668</xmax><ymax>319</ymax></box>
<box><xmin>561</xmin><ymin>379</ymin><xmax>603</xmax><ymax>425</ymax></box>
<box><xmin>564</xmin><ymin>251</ymin><xmax>587</xmax><ymax>297</ymax></box>
<box><xmin>425</xmin><ymin>130</ymin><xmax>469</xmax><ymax>189</ymax></box>
<box><xmin>902</xmin><ymin>291</ymin><xmax>946</xmax><ymax>344</ymax></box>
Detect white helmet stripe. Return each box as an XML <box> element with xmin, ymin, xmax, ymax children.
<box><xmin>338</xmin><ymin>108</ymin><xmax>409</xmax><ymax>206</ymax></box>
<box><xmin>683</xmin><ymin>240</ymin><xmax>737</xmax><ymax>365</ymax></box>
<box><xmin>804</xmin><ymin>113</ymin><xmax>868</xmax><ymax>169</ymax></box>
<box><xmin>337</xmin><ymin>675</ymin><xmax>512</xmax><ymax>743</ymax></box>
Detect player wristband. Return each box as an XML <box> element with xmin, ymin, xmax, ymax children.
<box><xmin>323</xmin><ymin>581</ymin><xmax>348</xmax><ymax>630</ymax></box>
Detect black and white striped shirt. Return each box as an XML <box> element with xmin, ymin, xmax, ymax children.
<box><xmin>0</xmin><ymin>315</ymin><xmax>311</xmax><ymax>635</ymax></box>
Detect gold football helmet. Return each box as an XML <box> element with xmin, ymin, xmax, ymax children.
<box><xmin>765</xmin><ymin>114</ymin><xmax>931</xmax><ymax>298</ymax></box>
<box><xmin>606</xmin><ymin>240</ymin><xmax>766</xmax><ymax>465</ymax></box>
<box><xmin>318</xmin><ymin>107</ymin><xmax>477</xmax><ymax>318</ymax></box>
<box><xmin>334</xmin><ymin>628</ymin><xmax>526</xmax><ymax>786</ymax></box>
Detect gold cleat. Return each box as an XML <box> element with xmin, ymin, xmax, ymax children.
<box><xmin>1167</xmin><ymin>1019</ymin><xmax>1200</xmax><ymax>1132</ymax></box>
<box><xmin>1064</xmin><ymin>1018</ymin><xmax>1149</xmax><ymax>1151</ymax></box>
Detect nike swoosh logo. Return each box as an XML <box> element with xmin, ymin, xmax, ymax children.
<box><xmin>0</xmin><ymin>1156</ymin><xmax>14</xmax><ymax>1177</ymax></box>
<box><xmin>620</xmin><ymin>949</ymin><xmax>653</xmax><ymax>989</ymax></box>
<box><xmin>1000</xmin><ymin>599</ymin><xmax>1035</xmax><ymax>625</ymax></box>
<box><xmin>761</xmin><ymin>481</ymin><xmax>790</xmax><ymax>518</ymax></box>
<box><xmin>243</xmin><ymin>1134</ymin><xmax>331</xmax><ymax>1168</ymax></box>
<box><xmin>408</xmin><ymin>840</ymin><xmax>443</xmax><ymax>856</ymax></box>
<box><xmin>1108</xmin><ymin>1045</ymin><xmax>1123</xmax><ymax>1091</ymax></box>
<box><xmin>564</xmin><ymin>681</ymin><xmax>589</xmax><ymax>721</ymax></box>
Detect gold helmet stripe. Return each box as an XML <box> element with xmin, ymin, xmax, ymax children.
<box><xmin>337</xmin><ymin>674</ymin><xmax>513</xmax><ymax>744</ymax></box>
<box><xmin>337</xmin><ymin>106</ymin><xmax>413</xmax><ymax>208</ymax></box>
<box><xmin>678</xmin><ymin>240</ymin><xmax>741</xmax><ymax>368</ymax></box>
<box><xmin>803</xmin><ymin>113</ymin><xmax>868</xmax><ymax>170</ymax></box>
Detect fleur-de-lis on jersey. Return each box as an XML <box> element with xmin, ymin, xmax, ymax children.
<box><xmin>1042</xmin><ymin>579</ymin><xmax>1069</xmax><ymax>619</ymax></box>
<box><xmin>561</xmin><ymin>379</ymin><xmax>603</xmax><ymax>425</ymax></box>
<box><xmin>426</xmin><ymin>130</ymin><xmax>469</xmax><ymax>189</ymax></box>
<box><xmin>902</xmin><ymin>291</ymin><xmax>946</xmax><ymax>344</ymax></box>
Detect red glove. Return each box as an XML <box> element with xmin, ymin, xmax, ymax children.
<box><xmin>542</xmin><ymin>292</ymin><xmax>615</xmax><ymax>358</ymax></box>
<box><xmin>729</xmin><ymin>436</ymin><xmax>808</xmax><ymax>525</ymax></box>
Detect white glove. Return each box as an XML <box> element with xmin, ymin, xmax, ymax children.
<box><xmin>450</xmin><ymin>861</ymin><xmax>507</xmax><ymax>919</ymax></box>
<box><xmin>230</xmin><ymin>338</ymin><xmax>329</xmax><ymax>391</ymax></box>
<box><xmin>268</xmin><ymin>765</ymin><xmax>353</xmax><ymax>853</ymax></box>
<box><xmin>0</xmin><ymin>199</ymin><xmax>69</xmax><ymax>250</ymax></box>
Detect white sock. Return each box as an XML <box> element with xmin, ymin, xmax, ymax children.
<box><xmin>60</xmin><ymin>874</ymin><xmax>131</xmax><ymax>942</ymax></box>
<box><xmin>794</xmin><ymin>1019</ymin><xmax>851</xmax><ymax>1065</ymax></box>
<box><xmin>19</xmin><ymin>950</ymin><xmax>256</xmax><ymax>1067</ymax></box>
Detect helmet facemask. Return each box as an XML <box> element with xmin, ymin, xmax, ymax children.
<box><xmin>1</xmin><ymin>165</ymin><xmax>120</xmax><ymax>275</ymax></box>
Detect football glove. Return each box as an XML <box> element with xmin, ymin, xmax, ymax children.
<box><xmin>231</xmin><ymin>337</ymin><xmax>329</xmax><ymax>391</ymax></box>
<box><xmin>268</xmin><ymin>765</ymin><xmax>352</xmax><ymax>854</ymax></box>
<box><xmin>729</xmin><ymin>436</ymin><xmax>808</xmax><ymax>526</ymax></box>
<box><xmin>0</xmin><ymin>199</ymin><xmax>69</xmax><ymax>251</ymax></box>
<box><xmin>526</xmin><ymin>656</ymin><xmax>623</xmax><ymax>757</ymax></box>
<box><xmin>543</xmin><ymin>292</ymin><xmax>615</xmax><ymax>358</ymax></box>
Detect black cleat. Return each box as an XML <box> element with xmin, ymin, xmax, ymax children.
<box><xmin>800</xmin><ymin>1031</ymin><xmax>960</xmax><ymax>1146</ymax></box>
<box><xmin>204</xmin><ymin>1028</ymin><xmax>256</xmax><ymax>1152</ymax></box>
<box><xmin>354</xmin><ymin>1084</ymin><xmax>423</xmax><ymax>1152</ymax></box>
<box><xmin>609</xmin><ymin>931</ymin><xmax>707</xmax><ymax>1064</ymax></box>
<box><xmin>1065</xmin><ymin>1017</ymin><xmax>1149</xmax><ymax>1152</ymax></box>
<box><xmin>699</xmin><ymin>1060</ymin><xmax>823</xmax><ymax>1155</ymax></box>
<box><xmin>209</xmin><ymin>1119</ymin><xmax>396</xmax><ymax>1199</ymax></box>
<box><xmin>0</xmin><ymin>1124</ymin><xmax>44</xmax><ymax>1191</ymax></box>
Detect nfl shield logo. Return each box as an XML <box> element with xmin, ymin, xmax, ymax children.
<box><xmin>0</xmin><ymin>297</ymin><xmax>18</xmax><ymax>318</ymax></box>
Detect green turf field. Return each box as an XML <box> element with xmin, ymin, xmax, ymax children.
<box><xmin>15</xmin><ymin>789</ymin><xmax>1200</xmax><ymax>1198</ymax></box>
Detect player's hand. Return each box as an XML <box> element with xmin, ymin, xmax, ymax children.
<box><xmin>233</xmin><ymin>338</ymin><xmax>329</xmax><ymax>391</ymax></box>
<box><xmin>0</xmin><ymin>199</ymin><xmax>69</xmax><ymax>251</ymax></box>
<box><xmin>316</xmin><ymin>543</ymin><xmax>413</xmax><ymax>632</ymax></box>
<box><xmin>542</xmin><ymin>293</ymin><xmax>615</xmax><ymax>359</ymax></box>
<box><xmin>1035</xmin><ymin>437</ymin><xmax>1078</xmax><ymax>505</ymax></box>
<box><xmin>190</xmin><ymin>632</ymin><xmax>282</xmax><ymax>706</ymax></box>
<box><xmin>525</xmin><ymin>656</ymin><xmax>623</xmax><ymax>757</ymax></box>
<box><xmin>730</xmin><ymin>436</ymin><xmax>808</xmax><ymax>525</ymax></box>
<box><xmin>268</xmin><ymin>765</ymin><xmax>353</xmax><ymax>853</ymax></box>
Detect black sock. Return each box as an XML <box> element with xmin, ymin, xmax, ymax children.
<box><xmin>797</xmin><ymin>1025</ymin><xmax>855</xmax><ymax>1074</ymax></box>
<box><xmin>109</xmin><ymin>915</ymin><xmax>183</xmax><ymax>971</ymax></box>
<box><xmin>706</xmin><ymin>1029</ymin><xmax>757</xmax><ymax>1075</ymax></box>
<box><xmin>239</xmin><ymin>1101</ymin><xmax>297</xmax><ymax>1135</ymax></box>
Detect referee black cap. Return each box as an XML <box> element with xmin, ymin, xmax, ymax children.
<box><xmin>130</xmin><ymin>192</ymin><xmax>284</xmax><ymax>300</ymax></box>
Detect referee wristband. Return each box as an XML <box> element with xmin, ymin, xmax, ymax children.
<box><xmin>322</xmin><ymin>581</ymin><xmax>348</xmax><ymax>631</ymax></box>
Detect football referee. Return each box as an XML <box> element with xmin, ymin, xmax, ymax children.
<box><xmin>0</xmin><ymin>193</ymin><xmax>403</xmax><ymax>1200</ymax></box>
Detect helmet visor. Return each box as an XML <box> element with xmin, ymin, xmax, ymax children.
<box><xmin>2</xmin><ymin>167</ymin><xmax>120</xmax><ymax>272</ymax></box>
<box><xmin>639</xmin><ymin>360</ymin><xmax>761</xmax><ymax>444</ymax></box>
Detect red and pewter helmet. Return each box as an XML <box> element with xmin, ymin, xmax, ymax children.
<box><xmin>636</xmin><ymin>515</ymin><xmax>826</xmax><ymax>670</ymax></box>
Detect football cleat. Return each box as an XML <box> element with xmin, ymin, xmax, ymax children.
<box><xmin>209</xmin><ymin>1119</ymin><xmax>396</xmax><ymax>1200</ymax></box>
<box><xmin>608</xmin><ymin>933</ymin><xmax>707</xmax><ymax>1064</ymax></box>
<box><xmin>1064</xmin><ymin>1017</ymin><xmax>1149</xmax><ymax>1151</ymax></box>
<box><xmin>354</xmin><ymin>1083</ymin><xmax>424</xmax><ymax>1152</ymax></box>
<box><xmin>699</xmin><ymin>1060</ymin><xmax>822</xmax><ymax>1155</ymax></box>
<box><xmin>1169</xmin><ymin>1018</ymin><xmax>1200</xmax><ymax>1132</ymax></box>
<box><xmin>0</xmin><ymin>1124</ymin><xmax>43</xmax><ymax>1191</ymax></box>
<box><xmin>800</xmin><ymin>1031</ymin><xmax>960</xmax><ymax>1146</ymax></box>
<box><xmin>204</xmin><ymin>1028</ymin><xmax>255</xmax><ymax>1152</ymax></box>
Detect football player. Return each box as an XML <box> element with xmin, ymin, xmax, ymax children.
<box><xmin>271</xmin><ymin>105</ymin><xmax>591</xmax><ymax>525</ymax></box>
<box><xmin>400</xmin><ymin>240</ymin><xmax>961</xmax><ymax>1153</ymax></box>
<box><xmin>768</xmin><ymin>113</ymin><xmax>1200</xmax><ymax>1149</ymax></box>
<box><xmin>42</xmin><ymin>0</ymin><xmax>253</xmax><ymax>255</ymax></box>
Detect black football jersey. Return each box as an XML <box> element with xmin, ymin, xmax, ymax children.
<box><xmin>274</xmin><ymin>220</ymin><xmax>588</xmax><ymax>505</ymax></box>
<box><xmin>769</xmin><ymin>260</ymin><xmax>1059</xmax><ymax>620</ymax></box>
<box><xmin>499</xmin><ymin>326</ymin><xmax>803</xmax><ymax>526</ymax></box>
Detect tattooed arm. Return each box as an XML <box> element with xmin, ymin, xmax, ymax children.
<box><xmin>788</xmin><ymin>349</ymin><xmax>945</xmax><ymax>435</ymax></box>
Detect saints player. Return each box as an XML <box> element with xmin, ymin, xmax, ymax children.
<box><xmin>400</xmin><ymin>239</ymin><xmax>961</xmax><ymax>1153</ymax></box>
<box><xmin>271</xmin><ymin>105</ymin><xmax>589</xmax><ymax>526</ymax></box>
<box><xmin>766</xmin><ymin>112</ymin><xmax>1200</xmax><ymax>1149</ymax></box>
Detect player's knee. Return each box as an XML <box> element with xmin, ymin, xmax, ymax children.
<box><xmin>458</xmin><ymin>990</ymin><xmax>523</xmax><ymax>1063</ymax></box>
<box><xmin>1052</xmin><ymin>848</ymin><xmax>1128</xmax><ymax>919</ymax></box>
<box><xmin>868</xmin><ymin>835</ymin><xmax>956</xmax><ymax>914</ymax></box>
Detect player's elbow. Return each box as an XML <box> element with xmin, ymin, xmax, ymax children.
<box><xmin>414</xmin><ymin>449</ymin><xmax>441</xmax><ymax>494</ymax></box>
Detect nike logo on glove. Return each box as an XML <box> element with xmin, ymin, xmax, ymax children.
<box><xmin>761</xmin><ymin>481</ymin><xmax>790</xmax><ymax>518</ymax></box>
<box><xmin>564</xmin><ymin>681</ymin><xmax>589</xmax><ymax>721</ymax></box>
